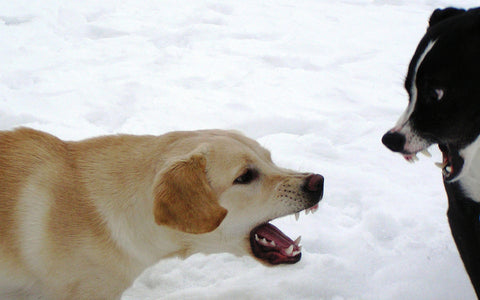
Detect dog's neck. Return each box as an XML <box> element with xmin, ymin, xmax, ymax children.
<box><xmin>459</xmin><ymin>135</ymin><xmax>480</xmax><ymax>202</ymax></box>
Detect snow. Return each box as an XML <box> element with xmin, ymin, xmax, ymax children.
<box><xmin>1</xmin><ymin>0</ymin><xmax>478</xmax><ymax>299</ymax></box>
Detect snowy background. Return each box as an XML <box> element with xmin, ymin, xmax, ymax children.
<box><xmin>1</xmin><ymin>0</ymin><xmax>479</xmax><ymax>299</ymax></box>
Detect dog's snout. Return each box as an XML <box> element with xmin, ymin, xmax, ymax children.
<box><xmin>382</xmin><ymin>131</ymin><xmax>406</xmax><ymax>153</ymax></box>
<box><xmin>303</xmin><ymin>174</ymin><xmax>324</xmax><ymax>200</ymax></box>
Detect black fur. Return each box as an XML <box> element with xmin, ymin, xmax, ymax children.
<box><xmin>445</xmin><ymin>181</ymin><xmax>480</xmax><ymax>297</ymax></box>
<box><xmin>428</xmin><ymin>7</ymin><xmax>466</xmax><ymax>27</ymax></box>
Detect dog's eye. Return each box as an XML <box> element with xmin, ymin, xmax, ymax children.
<box><xmin>432</xmin><ymin>88</ymin><xmax>445</xmax><ymax>101</ymax></box>
<box><xmin>234</xmin><ymin>169</ymin><xmax>258</xmax><ymax>185</ymax></box>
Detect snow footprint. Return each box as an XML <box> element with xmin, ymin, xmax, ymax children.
<box><xmin>207</xmin><ymin>3</ymin><xmax>234</xmax><ymax>15</ymax></box>
<box><xmin>86</xmin><ymin>25</ymin><xmax>128</xmax><ymax>40</ymax></box>
<box><xmin>363</xmin><ymin>210</ymin><xmax>400</xmax><ymax>243</ymax></box>
<box><xmin>0</xmin><ymin>15</ymin><xmax>33</xmax><ymax>26</ymax></box>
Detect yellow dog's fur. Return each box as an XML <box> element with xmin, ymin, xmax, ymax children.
<box><xmin>0</xmin><ymin>128</ymin><xmax>320</xmax><ymax>299</ymax></box>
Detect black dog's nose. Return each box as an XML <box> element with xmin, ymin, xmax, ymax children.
<box><xmin>303</xmin><ymin>174</ymin><xmax>324</xmax><ymax>200</ymax></box>
<box><xmin>382</xmin><ymin>131</ymin><xmax>406</xmax><ymax>152</ymax></box>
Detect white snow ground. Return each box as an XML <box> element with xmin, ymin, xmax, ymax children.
<box><xmin>1</xmin><ymin>0</ymin><xmax>479</xmax><ymax>299</ymax></box>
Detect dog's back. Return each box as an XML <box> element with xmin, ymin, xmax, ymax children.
<box><xmin>0</xmin><ymin>128</ymin><xmax>67</xmax><ymax>262</ymax></box>
<box><xmin>0</xmin><ymin>128</ymin><xmax>131</xmax><ymax>299</ymax></box>
<box><xmin>0</xmin><ymin>128</ymin><xmax>66</xmax><ymax>296</ymax></box>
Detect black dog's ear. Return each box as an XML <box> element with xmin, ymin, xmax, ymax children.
<box><xmin>429</xmin><ymin>7</ymin><xmax>466</xmax><ymax>27</ymax></box>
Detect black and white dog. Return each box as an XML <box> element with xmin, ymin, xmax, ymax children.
<box><xmin>382</xmin><ymin>7</ymin><xmax>480</xmax><ymax>298</ymax></box>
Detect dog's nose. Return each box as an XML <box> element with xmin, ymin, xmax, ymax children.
<box><xmin>303</xmin><ymin>174</ymin><xmax>324</xmax><ymax>200</ymax></box>
<box><xmin>382</xmin><ymin>131</ymin><xmax>406</xmax><ymax>152</ymax></box>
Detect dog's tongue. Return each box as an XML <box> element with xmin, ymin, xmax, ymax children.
<box><xmin>250</xmin><ymin>223</ymin><xmax>301</xmax><ymax>264</ymax></box>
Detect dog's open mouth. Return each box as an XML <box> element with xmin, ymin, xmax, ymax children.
<box><xmin>401</xmin><ymin>144</ymin><xmax>464</xmax><ymax>181</ymax></box>
<box><xmin>438</xmin><ymin>144</ymin><xmax>464</xmax><ymax>181</ymax></box>
<box><xmin>249</xmin><ymin>204</ymin><xmax>319</xmax><ymax>265</ymax></box>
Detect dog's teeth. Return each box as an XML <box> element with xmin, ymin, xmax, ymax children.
<box><xmin>435</xmin><ymin>162</ymin><xmax>446</xmax><ymax>169</ymax></box>
<box><xmin>294</xmin><ymin>236</ymin><xmax>302</xmax><ymax>246</ymax></box>
<box><xmin>258</xmin><ymin>237</ymin><xmax>275</xmax><ymax>247</ymax></box>
<box><xmin>292</xmin><ymin>250</ymin><xmax>301</xmax><ymax>256</ymax></box>
<box><xmin>412</xmin><ymin>154</ymin><xmax>419</xmax><ymax>161</ymax></box>
<box><xmin>305</xmin><ymin>209</ymin><xmax>310</xmax><ymax>216</ymax></box>
<box><xmin>445</xmin><ymin>166</ymin><xmax>452</xmax><ymax>173</ymax></box>
<box><xmin>285</xmin><ymin>245</ymin><xmax>294</xmax><ymax>256</ymax></box>
<box><xmin>295</xmin><ymin>212</ymin><xmax>300</xmax><ymax>221</ymax></box>
<box><xmin>421</xmin><ymin>149</ymin><xmax>432</xmax><ymax>157</ymax></box>
<box><xmin>406</xmin><ymin>156</ymin><xmax>415</xmax><ymax>164</ymax></box>
<box><xmin>255</xmin><ymin>234</ymin><xmax>260</xmax><ymax>242</ymax></box>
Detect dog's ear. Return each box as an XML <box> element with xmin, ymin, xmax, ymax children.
<box><xmin>153</xmin><ymin>150</ymin><xmax>228</xmax><ymax>234</ymax></box>
<box><xmin>429</xmin><ymin>7</ymin><xmax>466</xmax><ymax>28</ymax></box>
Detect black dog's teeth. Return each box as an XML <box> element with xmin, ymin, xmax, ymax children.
<box><xmin>442</xmin><ymin>166</ymin><xmax>452</xmax><ymax>176</ymax></box>
<box><xmin>421</xmin><ymin>149</ymin><xmax>432</xmax><ymax>157</ymax></box>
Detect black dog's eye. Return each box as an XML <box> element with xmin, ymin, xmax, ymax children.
<box><xmin>234</xmin><ymin>169</ymin><xmax>259</xmax><ymax>185</ymax></box>
<box><xmin>431</xmin><ymin>88</ymin><xmax>445</xmax><ymax>101</ymax></box>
